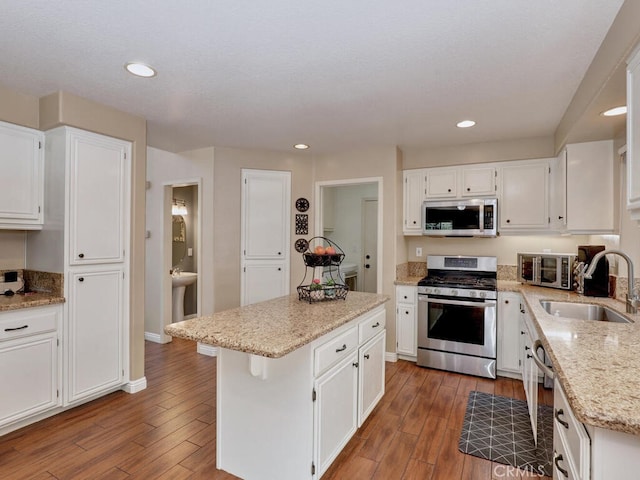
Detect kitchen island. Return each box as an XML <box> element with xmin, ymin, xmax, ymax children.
<box><xmin>165</xmin><ymin>291</ymin><xmax>389</xmax><ymax>480</ymax></box>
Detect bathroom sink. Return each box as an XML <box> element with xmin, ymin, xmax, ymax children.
<box><xmin>540</xmin><ymin>300</ymin><xmax>631</xmax><ymax>323</ymax></box>
<box><xmin>171</xmin><ymin>272</ymin><xmax>198</xmax><ymax>288</ymax></box>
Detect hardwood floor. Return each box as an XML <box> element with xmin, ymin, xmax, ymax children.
<box><xmin>0</xmin><ymin>339</ymin><xmax>552</xmax><ymax>479</ymax></box>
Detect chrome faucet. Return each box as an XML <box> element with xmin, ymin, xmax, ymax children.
<box><xmin>584</xmin><ymin>249</ymin><xmax>638</xmax><ymax>314</ymax></box>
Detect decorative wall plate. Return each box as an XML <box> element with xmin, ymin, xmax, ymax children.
<box><xmin>295</xmin><ymin>197</ymin><xmax>309</xmax><ymax>212</ymax></box>
<box><xmin>295</xmin><ymin>214</ymin><xmax>309</xmax><ymax>235</ymax></box>
<box><xmin>295</xmin><ymin>238</ymin><xmax>309</xmax><ymax>253</ymax></box>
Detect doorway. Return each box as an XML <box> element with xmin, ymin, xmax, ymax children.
<box><xmin>316</xmin><ymin>178</ymin><xmax>383</xmax><ymax>293</ymax></box>
<box><xmin>161</xmin><ymin>179</ymin><xmax>202</xmax><ymax>343</ymax></box>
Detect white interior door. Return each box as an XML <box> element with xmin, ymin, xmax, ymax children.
<box><xmin>362</xmin><ymin>199</ymin><xmax>378</xmax><ymax>293</ymax></box>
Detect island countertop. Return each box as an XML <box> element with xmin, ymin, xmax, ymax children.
<box><xmin>164</xmin><ymin>291</ymin><xmax>389</xmax><ymax>358</ymax></box>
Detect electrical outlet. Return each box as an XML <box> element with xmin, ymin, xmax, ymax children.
<box><xmin>416</xmin><ymin>247</ymin><xmax>423</xmax><ymax>257</ymax></box>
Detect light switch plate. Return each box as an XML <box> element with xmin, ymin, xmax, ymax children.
<box><xmin>416</xmin><ymin>247</ymin><xmax>423</xmax><ymax>257</ymax></box>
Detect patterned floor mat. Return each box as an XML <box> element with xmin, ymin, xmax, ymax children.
<box><xmin>458</xmin><ymin>390</ymin><xmax>553</xmax><ymax>477</ymax></box>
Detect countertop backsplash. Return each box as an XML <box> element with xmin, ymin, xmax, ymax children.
<box><xmin>1</xmin><ymin>269</ymin><xmax>63</xmax><ymax>297</ymax></box>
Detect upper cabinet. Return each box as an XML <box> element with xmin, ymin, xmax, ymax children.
<box><xmin>461</xmin><ymin>166</ymin><xmax>496</xmax><ymax>197</ymax></box>
<box><xmin>403</xmin><ymin>170</ymin><xmax>425</xmax><ymax>235</ymax></box>
<box><xmin>425</xmin><ymin>165</ymin><xmax>496</xmax><ymax>199</ymax></box>
<box><xmin>559</xmin><ymin>141</ymin><xmax>615</xmax><ymax>234</ymax></box>
<box><xmin>68</xmin><ymin>131</ymin><xmax>129</xmax><ymax>265</ymax></box>
<box><xmin>425</xmin><ymin>168</ymin><xmax>457</xmax><ymax>198</ymax></box>
<box><xmin>627</xmin><ymin>45</ymin><xmax>640</xmax><ymax>219</ymax></box>
<box><xmin>498</xmin><ymin>159</ymin><xmax>550</xmax><ymax>231</ymax></box>
<box><xmin>0</xmin><ymin>121</ymin><xmax>44</xmax><ymax>230</ymax></box>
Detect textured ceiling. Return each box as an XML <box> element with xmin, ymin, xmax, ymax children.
<box><xmin>0</xmin><ymin>1</ymin><xmax>625</xmax><ymax>154</ymax></box>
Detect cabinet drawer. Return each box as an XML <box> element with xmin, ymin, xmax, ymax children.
<box><xmin>396</xmin><ymin>286</ymin><xmax>417</xmax><ymax>304</ymax></box>
<box><xmin>358</xmin><ymin>308</ymin><xmax>385</xmax><ymax>345</ymax></box>
<box><xmin>0</xmin><ymin>307</ymin><xmax>58</xmax><ymax>342</ymax></box>
<box><xmin>554</xmin><ymin>379</ymin><xmax>590</xmax><ymax>479</ymax></box>
<box><xmin>314</xmin><ymin>326</ymin><xmax>358</xmax><ymax>377</ymax></box>
<box><xmin>553</xmin><ymin>429</ymin><xmax>578</xmax><ymax>480</ymax></box>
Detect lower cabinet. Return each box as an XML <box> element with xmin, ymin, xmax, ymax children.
<box><xmin>358</xmin><ymin>330</ymin><xmax>386</xmax><ymax>425</ymax></box>
<box><xmin>497</xmin><ymin>292</ymin><xmax>523</xmax><ymax>377</ymax></box>
<box><xmin>66</xmin><ymin>267</ymin><xmax>125</xmax><ymax>405</ymax></box>
<box><xmin>520</xmin><ymin>307</ymin><xmax>539</xmax><ymax>440</ymax></box>
<box><xmin>396</xmin><ymin>285</ymin><xmax>417</xmax><ymax>358</ymax></box>
<box><xmin>314</xmin><ymin>351</ymin><xmax>359</xmax><ymax>476</ymax></box>
<box><xmin>0</xmin><ymin>305</ymin><xmax>61</xmax><ymax>430</ymax></box>
<box><xmin>241</xmin><ymin>261</ymin><xmax>288</xmax><ymax>306</ymax></box>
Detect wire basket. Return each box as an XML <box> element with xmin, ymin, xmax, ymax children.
<box><xmin>297</xmin><ymin>236</ymin><xmax>349</xmax><ymax>302</ymax></box>
<box><xmin>297</xmin><ymin>284</ymin><xmax>349</xmax><ymax>303</ymax></box>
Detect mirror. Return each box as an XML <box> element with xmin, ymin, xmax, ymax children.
<box><xmin>172</xmin><ymin>215</ymin><xmax>187</xmax><ymax>266</ymax></box>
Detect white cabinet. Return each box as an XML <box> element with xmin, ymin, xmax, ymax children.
<box><xmin>497</xmin><ymin>292</ymin><xmax>523</xmax><ymax>377</ymax></box>
<box><xmin>396</xmin><ymin>285</ymin><xmax>417</xmax><ymax>358</ymax></box>
<box><xmin>553</xmin><ymin>378</ymin><xmax>590</xmax><ymax>480</ymax></box>
<box><xmin>499</xmin><ymin>159</ymin><xmax>550</xmax><ymax>231</ymax></box>
<box><xmin>461</xmin><ymin>166</ymin><xmax>496</xmax><ymax>197</ymax></box>
<box><xmin>426</xmin><ymin>168</ymin><xmax>457</xmax><ymax>198</ymax></box>
<box><xmin>68</xmin><ymin>131</ymin><xmax>129</xmax><ymax>264</ymax></box>
<box><xmin>28</xmin><ymin>126</ymin><xmax>131</xmax><ymax>405</ymax></box>
<box><xmin>627</xmin><ymin>45</ymin><xmax>640</xmax><ymax>218</ymax></box>
<box><xmin>565</xmin><ymin>141</ymin><xmax>615</xmax><ymax>233</ymax></box>
<box><xmin>242</xmin><ymin>262</ymin><xmax>288</xmax><ymax>306</ymax></box>
<box><xmin>520</xmin><ymin>307</ymin><xmax>538</xmax><ymax>441</ymax></box>
<box><xmin>66</xmin><ymin>268</ymin><xmax>125</xmax><ymax>404</ymax></box>
<box><xmin>241</xmin><ymin>169</ymin><xmax>290</xmax><ymax>306</ymax></box>
<box><xmin>314</xmin><ymin>351</ymin><xmax>359</xmax><ymax>477</ymax></box>
<box><xmin>403</xmin><ymin>169</ymin><xmax>426</xmax><ymax>235</ymax></box>
<box><xmin>242</xmin><ymin>169</ymin><xmax>290</xmax><ymax>260</ymax></box>
<box><xmin>0</xmin><ymin>120</ymin><xmax>44</xmax><ymax>229</ymax></box>
<box><xmin>550</xmin><ymin>149</ymin><xmax>568</xmax><ymax>231</ymax></box>
<box><xmin>0</xmin><ymin>305</ymin><xmax>61</xmax><ymax>429</ymax></box>
<box><xmin>358</xmin><ymin>329</ymin><xmax>385</xmax><ymax>426</ymax></box>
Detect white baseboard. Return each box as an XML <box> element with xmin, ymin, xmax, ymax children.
<box><xmin>197</xmin><ymin>343</ymin><xmax>218</xmax><ymax>357</ymax></box>
<box><xmin>122</xmin><ymin>377</ymin><xmax>147</xmax><ymax>394</ymax></box>
<box><xmin>385</xmin><ymin>352</ymin><xmax>398</xmax><ymax>362</ymax></box>
<box><xmin>144</xmin><ymin>332</ymin><xmax>163</xmax><ymax>343</ymax></box>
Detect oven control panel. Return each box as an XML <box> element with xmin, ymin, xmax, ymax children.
<box><xmin>417</xmin><ymin>285</ymin><xmax>497</xmax><ymax>300</ymax></box>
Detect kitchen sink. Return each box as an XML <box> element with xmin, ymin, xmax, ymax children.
<box><xmin>539</xmin><ymin>300</ymin><xmax>631</xmax><ymax>323</ymax></box>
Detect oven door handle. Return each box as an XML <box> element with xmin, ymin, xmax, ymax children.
<box><xmin>420</xmin><ymin>296</ymin><xmax>496</xmax><ymax>308</ymax></box>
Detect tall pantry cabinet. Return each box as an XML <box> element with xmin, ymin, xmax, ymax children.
<box><xmin>27</xmin><ymin>127</ymin><xmax>131</xmax><ymax>406</ymax></box>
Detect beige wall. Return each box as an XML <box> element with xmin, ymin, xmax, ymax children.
<box><xmin>212</xmin><ymin>147</ymin><xmax>313</xmax><ymax>312</ymax></box>
<box><xmin>0</xmin><ymin>231</ymin><xmax>26</xmax><ymax>269</ymax></box>
<box><xmin>401</xmin><ymin>136</ymin><xmax>555</xmax><ymax>170</ymax></box>
<box><xmin>313</xmin><ymin>147</ymin><xmax>400</xmax><ymax>352</ymax></box>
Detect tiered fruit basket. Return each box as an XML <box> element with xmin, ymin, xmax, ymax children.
<box><xmin>297</xmin><ymin>237</ymin><xmax>349</xmax><ymax>303</ymax></box>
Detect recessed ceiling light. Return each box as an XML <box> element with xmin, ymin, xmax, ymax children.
<box><xmin>456</xmin><ymin>120</ymin><xmax>476</xmax><ymax>128</ymax></box>
<box><xmin>294</xmin><ymin>144</ymin><xmax>310</xmax><ymax>150</ymax></box>
<box><xmin>125</xmin><ymin>62</ymin><xmax>157</xmax><ymax>78</ymax></box>
<box><xmin>601</xmin><ymin>106</ymin><xmax>627</xmax><ymax>117</ymax></box>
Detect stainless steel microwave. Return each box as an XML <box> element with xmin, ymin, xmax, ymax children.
<box><xmin>517</xmin><ymin>252</ymin><xmax>576</xmax><ymax>290</ymax></box>
<box><xmin>422</xmin><ymin>198</ymin><xmax>497</xmax><ymax>237</ymax></box>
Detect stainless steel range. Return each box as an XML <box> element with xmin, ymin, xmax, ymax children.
<box><xmin>417</xmin><ymin>255</ymin><xmax>497</xmax><ymax>379</ymax></box>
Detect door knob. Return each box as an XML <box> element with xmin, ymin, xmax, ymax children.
<box><xmin>78</xmin><ymin>253</ymin><xmax>85</xmax><ymax>258</ymax></box>
<box><xmin>78</xmin><ymin>277</ymin><xmax>84</xmax><ymax>282</ymax></box>
<box><xmin>365</xmin><ymin>254</ymin><xmax>370</xmax><ymax>259</ymax></box>
<box><xmin>365</xmin><ymin>264</ymin><xmax>370</xmax><ymax>268</ymax></box>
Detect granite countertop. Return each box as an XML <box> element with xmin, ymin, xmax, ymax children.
<box><xmin>0</xmin><ymin>292</ymin><xmax>65</xmax><ymax>312</ymax></box>
<box><xmin>164</xmin><ymin>291</ymin><xmax>389</xmax><ymax>358</ymax></box>
<box><xmin>395</xmin><ymin>275</ymin><xmax>424</xmax><ymax>286</ymax></box>
<box><xmin>500</xmin><ymin>280</ymin><xmax>640</xmax><ymax>436</ymax></box>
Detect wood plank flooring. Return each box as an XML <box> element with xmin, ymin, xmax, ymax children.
<box><xmin>0</xmin><ymin>338</ymin><xmax>552</xmax><ymax>479</ymax></box>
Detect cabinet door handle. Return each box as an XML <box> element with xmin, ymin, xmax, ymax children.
<box><xmin>506</xmin><ymin>219</ymin><xmax>511</xmax><ymax>223</ymax></box>
<box><xmin>79</xmin><ymin>277</ymin><xmax>84</xmax><ymax>282</ymax></box>
<box><xmin>447</xmin><ymin>188</ymin><xmax>451</xmax><ymax>192</ymax></box>
<box><xmin>364</xmin><ymin>354</ymin><xmax>370</xmax><ymax>360</ymax></box>
<box><xmin>78</xmin><ymin>253</ymin><xmax>85</xmax><ymax>258</ymax></box>
<box><xmin>466</xmin><ymin>187</ymin><xmax>470</xmax><ymax>192</ymax></box>
<box><xmin>335</xmin><ymin>344</ymin><xmax>347</xmax><ymax>353</ymax></box>
<box><xmin>520</xmin><ymin>309</ymin><xmax>525</xmax><ymax>314</ymax></box>
<box><xmin>554</xmin><ymin>408</ymin><xmax>569</xmax><ymax>429</ymax></box>
<box><xmin>558</xmin><ymin>216</ymin><xmax>564</xmax><ymax>220</ymax></box>
<box><xmin>553</xmin><ymin>452</ymin><xmax>569</xmax><ymax>478</ymax></box>
<box><xmin>372</xmin><ymin>322</ymin><xmax>380</xmax><ymax>328</ymax></box>
<box><xmin>4</xmin><ymin>325</ymin><xmax>28</xmax><ymax>332</ymax></box>
<box><xmin>352</xmin><ymin>362</ymin><xmax>359</xmax><ymax>368</ymax></box>
<box><xmin>405</xmin><ymin>310</ymin><xmax>409</xmax><ymax>315</ymax></box>
<box><xmin>278</xmin><ymin>252</ymin><xmax>282</xmax><ymax>255</ymax></box>
<box><xmin>412</xmin><ymin>220</ymin><xmax>417</xmax><ymax>224</ymax></box>
<box><xmin>277</xmin><ymin>267</ymin><xmax>282</xmax><ymax>271</ymax></box>
<box><xmin>505</xmin><ymin>300</ymin><xmax>509</xmax><ymax>304</ymax></box>
<box><xmin>520</xmin><ymin>330</ymin><xmax>525</xmax><ymax>335</ymax></box>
